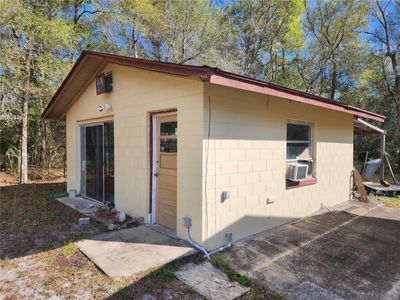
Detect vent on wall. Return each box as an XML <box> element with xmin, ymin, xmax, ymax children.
<box><xmin>96</xmin><ymin>72</ymin><xmax>113</xmax><ymax>95</ymax></box>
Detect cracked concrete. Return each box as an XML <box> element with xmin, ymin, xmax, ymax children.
<box><xmin>222</xmin><ymin>203</ymin><xmax>400</xmax><ymax>300</ymax></box>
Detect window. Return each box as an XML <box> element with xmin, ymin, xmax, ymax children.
<box><xmin>160</xmin><ymin>121</ymin><xmax>177</xmax><ymax>153</ymax></box>
<box><xmin>286</xmin><ymin>121</ymin><xmax>314</xmax><ymax>179</ymax></box>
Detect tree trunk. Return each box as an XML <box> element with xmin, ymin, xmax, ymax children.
<box><xmin>20</xmin><ymin>47</ymin><xmax>32</xmax><ymax>184</ymax></box>
<box><xmin>330</xmin><ymin>58</ymin><xmax>337</xmax><ymax>100</ymax></box>
<box><xmin>71</xmin><ymin>1</ymin><xmax>79</xmax><ymax>63</ymax></box>
<box><xmin>132</xmin><ymin>20</ymin><xmax>138</xmax><ymax>58</ymax></box>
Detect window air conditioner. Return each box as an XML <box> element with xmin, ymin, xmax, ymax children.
<box><xmin>286</xmin><ymin>163</ymin><xmax>308</xmax><ymax>181</ymax></box>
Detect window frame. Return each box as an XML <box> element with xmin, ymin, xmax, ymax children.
<box><xmin>286</xmin><ymin>120</ymin><xmax>316</xmax><ymax>186</ymax></box>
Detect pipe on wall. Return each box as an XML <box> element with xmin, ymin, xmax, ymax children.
<box><xmin>183</xmin><ymin>217</ymin><xmax>231</xmax><ymax>260</ymax></box>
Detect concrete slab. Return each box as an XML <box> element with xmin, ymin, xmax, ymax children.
<box><xmin>175</xmin><ymin>261</ymin><xmax>250</xmax><ymax>300</ymax></box>
<box><xmin>223</xmin><ymin>205</ymin><xmax>400</xmax><ymax>300</ymax></box>
<box><xmin>56</xmin><ymin>197</ymin><xmax>99</xmax><ymax>215</ymax></box>
<box><xmin>286</xmin><ymin>281</ymin><xmax>344</xmax><ymax>300</ymax></box>
<box><xmin>76</xmin><ymin>225</ymin><xmax>195</xmax><ymax>278</ymax></box>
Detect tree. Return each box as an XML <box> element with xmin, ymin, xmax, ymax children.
<box><xmin>62</xmin><ymin>0</ymin><xmax>101</xmax><ymax>62</ymax></box>
<box><xmin>224</xmin><ymin>0</ymin><xmax>305</xmax><ymax>81</ymax></box>
<box><xmin>136</xmin><ymin>0</ymin><xmax>224</xmax><ymax>64</ymax></box>
<box><xmin>301</xmin><ymin>0</ymin><xmax>368</xmax><ymax>99</ymax></box>
<box><xmin>0</xmin><ymin>0</ymin><xmax>72</xmax><ymax>182</ymax></box>
<box><xmin>361</xmin><ymin>0</ymin><xmax>400</xmax><ymax>166</ymax></box>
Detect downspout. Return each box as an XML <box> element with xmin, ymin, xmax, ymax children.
<box><xmin>183</xmin><ymin>217</ymin><xmax>232</xmax><ymax>260</ymax></box>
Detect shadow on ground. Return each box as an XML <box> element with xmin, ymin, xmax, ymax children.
<box><xmin>104</xmin><ymin>253</ymin><xmax>206</xmax><ymax>300</ymax></box>
<box><xmin>222</xmin><ymin>207</ymin><xmax>400</xmax><ymax>300</ymax></box>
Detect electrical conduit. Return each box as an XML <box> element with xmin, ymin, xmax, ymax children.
<box><xmin>183</xmin><ymin>217</ymin><xmax>231</xmax><ymax>260</ymax></box>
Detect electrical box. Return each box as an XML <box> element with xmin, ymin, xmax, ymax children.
<box><xmin>221</xmin><ymin>191</ymin><xmax>230</xmax><ymax>202</ymax></box>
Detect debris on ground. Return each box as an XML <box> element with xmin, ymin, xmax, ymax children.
<box><xmin>55</xmin><ymin>255</ymin><xmax>70</xmax><ymax>268</ymax></box>
<box><xmin>79</xmin><ymin>217</ymin><xmax>91</xmax><ymax>225</ymax></box>
<box><xmin>93</xmin><ymin>205</ymin><xmax>144</xmax><ymax>230</ymax></box>
<box><xmin>0</xmin><ymin>182</ymin><xmax>204</xmax><ymax>299</ymax></box>
<box><xmin>56</xmin><ymin>196</ymin><xmax>144</xmax><ymax>231</ymax></box>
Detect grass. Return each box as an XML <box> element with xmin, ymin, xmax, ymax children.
<box><xmin>61</xmin><ymin>241</ymin><xmax>77</xmax><ymax>257</ymax></box>
<box><xmin>186</xmin><ymin>285</ymin><xmax>196</xmax><ymax>295</ymax></box>
<box><xmin>375</xmin><ymin>195</ymin><xmax>400</xmax><ymax>208</ymax></box>
<box><xmin>211</xmin><ymin>253</ymin><xmax>281</xmax><ymax>299</ymax></box>
<box><xmin>212</xmin><ymin>254</ymin><xmax>252</xmax><ymax>286</ymax></box>
<box><xmin>47</xmin><ymin>210</ymin><xmax>62</xmax><ymax>221</ymax></box>
<box><xmin>152</xmin><ymin>265</ymin><xmax>178</xmax><ymax>281</ymax></box>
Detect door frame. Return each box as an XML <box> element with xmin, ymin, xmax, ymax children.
<box><xmin>150</xmin><ymin>110</ymin><xmax>177</xmax><ymax>224</ymax></box>
<box><xmin>80</xmin><ymin>120</ymin><xmax>114</xmax><ymax>203</ymax></box>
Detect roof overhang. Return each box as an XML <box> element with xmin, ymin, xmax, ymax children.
<box><xmin>43</xmin><ymin>51</ymin><xmax>386</xmax><ymax>122</ymax></box>
<box><xmin>42</xmin><ymin>51</ymin><xmax>211</xmax><ymax>119</ymax></box>
<box><xmin>354</xmin><ymin>118</ymin><xmax>385</xmax><ymax>135</ymax></box>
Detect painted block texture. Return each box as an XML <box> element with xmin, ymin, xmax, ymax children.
<box><xmin>202</xmin><ymin>85</ymin><xmax>353</xmax><ymax>249</ymax></box>
<box><xmin>65</xmin><ymin>67</ymin><xmax>353</xmax><ymax>250</ymax></box>
<box><xmin>66</xmin><ymin>64</ymin><xmax>204</xmax><ymax>242</ymax></box>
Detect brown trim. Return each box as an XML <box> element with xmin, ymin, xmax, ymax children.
<box><xmin>42</xmin><ymin>50</ymin><xmax>385</xmax><ymax>122</ymax></box>
<box><xmin>148</xmin><ymin>109</ymin><xmax>177</xmax><ymax>214</ymax></box>
<box><xmin>85</xmin><ymin>51</ymin><xmax>211</xmax><ymax>80</ymax></box>
<box><xmin>60</xmin><ymin>60</ymin><xmax>107</xmax><ymax>120</ymax></box>
<box><xmin>286</xmin><ymin>177</ymin><xmax>317</xmax><ymax>189</ymax></box>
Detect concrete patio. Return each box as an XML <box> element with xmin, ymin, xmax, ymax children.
<box><xmin>76</xmin><ymin>225</ymin><xmax>195</xmax><ymax>278</ymax></box>
<box><xmin>221</xmin><ymin>202</ymin><xmax>400</xmax><ymax>300</ymax></box>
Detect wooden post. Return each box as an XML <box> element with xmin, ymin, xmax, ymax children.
<box><xmin>385</xmin><ymin>153</ymin><xmax>398</xmax><ymax>184</ymax></box>
<box><xmin>379</xmin><ymin>132</ymin><xmax>386</xmax><ymax>184</ymax></box>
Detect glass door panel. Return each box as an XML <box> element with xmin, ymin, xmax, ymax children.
<box><xmin>83</xmin><ymin>125</ymin><xmax>104</xmax><ymax>201</ymax></box>
<box><xmin>81</xmin><ymin>122</ymin><xmax>114</xmax><ymax>203</ymax></box>
<box><xmin>104</xmin><ymin>122</ymin><xmax>114</xmax><ymax>204</ymax></box>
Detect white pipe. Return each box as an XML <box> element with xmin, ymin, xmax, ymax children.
<box><xmin>184</xmin><ymin>218</ymin><xmax>232</xmax><ymax>260</ymax></box>
<box><xmin>208</xmin><ymin>242</ymin><xmax>232</xmax><ymax>256</ymax></box>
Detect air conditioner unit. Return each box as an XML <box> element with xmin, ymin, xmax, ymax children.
<box><xmin>286</xmin><ymin>163</ymin><xmax>308</xmax><ymax>181</ymax></box>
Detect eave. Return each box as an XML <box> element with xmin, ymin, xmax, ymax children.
<box><xmin>42</xmin><ymin>51</ymin><xmax>385</xmax><ymax>123</ymax></box>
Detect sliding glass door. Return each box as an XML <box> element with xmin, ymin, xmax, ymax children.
<box><xmin>104</xmin><ymin>122</ymin><xmax>114</xmax><ymax>203</ymax></box>
<box><xmin>81</xmin><ymin>121</ymin><xmax>114</xmax><ymax>204</ymax></box>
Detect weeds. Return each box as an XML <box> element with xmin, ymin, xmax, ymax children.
<box><xmin>47</xmin><ymin>210</ymin><xmax>61</xmax><ymax>221</ymax></box>
<box><xmin>61</xmin><ymin>241</ymin><xmax>77</xmax><ymax>257</ymax></box>
<box><xmin>211</xmin><ymin>253</ymin><xmax>281</xmax><ymax>299</ymax></box>
<box><xmin>186</xmin><ymin>285</ymin><xmax>195</xmax><ymax>295</ymax></box>
<box><xmin>152</xmin><ymin>266</ymin><xmax>176</xmax><ymax>281</ymax></box>
<box><xmin>375</xmin><ymin>195</ymin><xmax>400</xmax><ymax>208</ymax></box>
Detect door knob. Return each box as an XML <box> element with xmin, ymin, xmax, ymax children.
<box><xmin>154</xmin><ymin>172</ymin><xmax>159</xmax><ymax>177</ymax></box>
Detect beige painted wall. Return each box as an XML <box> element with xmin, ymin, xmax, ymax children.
<box><xmin>66</xmin><ymin>64</ymin><xmax>204</xmax><ymax>241</ymax></box>
<box><xmin>201</xmin><ymin>84</ymin><xmax>353</xmax><ymax>249</ymax></box>
<box><xmin>66</xmin><ymin>66</ymin><xmax>354</xmax><ymax>250</ymax></box>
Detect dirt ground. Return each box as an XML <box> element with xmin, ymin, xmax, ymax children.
<box><xmin>0</xmin><ymin>180</ymin><xmax>204</xmax><ymax>299</ymax></box>
<box><xmin>0</xmin><ymin>174</ymin><xmax>280</xmax><ymax>299</ymax></box>
<box><xmin>0</xmin><ymin>169</ymin><xmax>66</xmax><ymax>187</ymax></box>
